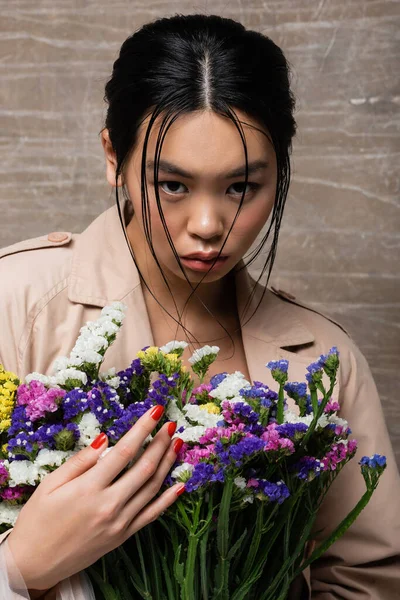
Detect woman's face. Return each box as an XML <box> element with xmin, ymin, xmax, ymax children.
<box><xmin>103</xmin><ymin>109</ymin><xmax>277</xmax><ymax>285</ymax></box>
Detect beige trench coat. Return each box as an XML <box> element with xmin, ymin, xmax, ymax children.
<box><xmin>0</xmin><ymin>203</ymin><xmax>399</xmax><ymax>599</ymax></box>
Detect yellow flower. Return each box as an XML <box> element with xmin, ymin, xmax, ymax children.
<box><xmin>2</xmin><ymin>443</ymin><xmax>8</xmax><ymax>454</ymax></box>
<box><xmin>199</xmin><ymin>402</ymin><xmax>221</xmax><ymax>415</ymax></box>
<box><xmin>164</xmin><ymin>353</ymin><xmax>182</xmax><ymax>369</ymax></box>
<box><xmin>0</xmin><ymin>364</ymin><xmax>19</xmax><ymax>435</ymax></box>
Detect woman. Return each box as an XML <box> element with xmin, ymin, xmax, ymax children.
<box><xmin>0</xmin><ymin>13</ymin><xmax>399</xmax><ymax>600</ymax></box>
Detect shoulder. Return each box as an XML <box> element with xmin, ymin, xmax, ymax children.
<box><xmin>268</xmin><ymin>285</ymin><xmax>352</xmax><ymax>339</ymax></box>
<box><xmin>0</xmin><ymin>231</ymin><xmax>80</xmax><ymax>370</ymax></box>
<box><xmin>0</xmin><ymin>231</ymin><xmax>77</xmax><ymax>299</ymax></box>
<box><xmin>266</xmin><ymin>286</ymin><xmax>370</xmax><ymax>387</ymax></box>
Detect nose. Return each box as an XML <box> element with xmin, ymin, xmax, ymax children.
<box><xmin>186</xmin><ymin>198</ymin><xmax>225</xmax><ymax>241</ymax></box>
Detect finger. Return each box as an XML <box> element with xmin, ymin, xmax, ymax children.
<box><xmin>124</xmin><ymin>482</ymin><xmax>186</xmax><ymax>539</ymax></box>
<box><xmin>119</xmin><ymin>436</ymin><xmax>183</xmax><ymax>522</ymax></box>
<box><xmin>112</xmin><ymin>421</ymin><xmax>177</xmax><ymax>501</ymax></box>
<box><xmin>42</xmin><ymin>432</ymin><xmax>109</xmax><ymax>493</ymax></box>
<box><xmin>90</xmin><ymin>404</ymin><xmax>165</xmax><ymax>487</ymax></box>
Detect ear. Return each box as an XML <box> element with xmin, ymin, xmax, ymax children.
<box><xmin>100</xmin><ymin>128</ymin><xmax>124</xmax><ymax>187</ymax></box>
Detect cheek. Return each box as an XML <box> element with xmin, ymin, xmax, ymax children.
<box><xmin>232</xmin><ymin>197</ymin><xmax>274</xmax><ymax>245</ymax></box>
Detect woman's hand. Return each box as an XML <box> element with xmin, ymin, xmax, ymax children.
<box><xmin>6</xmin><ymin>404</ymin><xmax>184</xmax><ymax>592</ymax></box>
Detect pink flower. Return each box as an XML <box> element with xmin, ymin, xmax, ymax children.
<box><xmin>322</xmin><ymin>440</ymin><xmax>356</xmax><ymax>471</ymax></box>
<box><xmin>324</xmin><ymin>400</ymin><xmax>340</xmax><ymax>413</ymax></box>
<box><xmin>182</xmin><ymin>446</ymin><xmax>214</xmax><ymax>465</ymax></box>
<box><xmin>17</xmin><ymin>381</ymin><xmax>65</xmax><ymax>421</ymax></box>
<box><xmin>261</xmin><ymin>423</ymin><xmax>295</xmax><ymax>454</ymax></box>
<box><xmin>0</xmin><ymin>462</ymin><xmax>9</xmax><ymax>486</ymax></box>
<box><xmin>247</xmin><ymin>478</ymin><xmax>259</xmax><ymax>488</ymax></box>
<box><xmin>0</xmin><ymin>485</ymin><xmax>31</xmax><ymax>501</ymax></box>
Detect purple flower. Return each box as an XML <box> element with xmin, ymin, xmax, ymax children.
<box><xmin>185</xmin><ymin>462</ymin><xmax>224</xmax><ymax>492</ymax></box>
<box><xmin>305</xmin><ymin>360</ymin><xmax>324</xmax><ymax>384</ymax></box>
<box><xmin>0</xmin><ymin>461</ymin><xmax>9</xmax><ymax>486</ymax></box>
<box><xmin>257</xmin><ymin>479</ymin><xmax>290</xmax><ymax>504</ymax></box>
<box><xmin>227</xmin><ymin>436</ymin><xmax>265</xmax><ymax>467</ymax></box>
<box><xmin>145</xmin><ymin>373</ymin><xmax>178</xmax><ymax>407</ymax></box>
<box><xmin>275</xmin><ymin>423</ymin><xmax>308</xmax><ymax>439</ymax></box>
<box><xmin>210</xmin><ymin>372</ymin><xmax>228</xmax><ymax>390</ymax></box>
<box><xmin>293</xmin><ymin>456</ymin><xmax>324</xmax><ymax>481</ymax></box>
<box><xmin>266</xmin><ymin>360</ymin><xmax>289</xmax><ymax>385</ymax></box>
<box><xmin>17</xmin><ymin>382</ymin><xmax>65</xmax><ymax>422</ymax></box>
<box><xmin>359</xmin><ymin>454</ymin><xmax>386</xmax><ymax>469</ymax></box>
<box><xmin>62</xmin><ymin>388</ymin><xmax>89</xmax><ymax>420</ymax></box>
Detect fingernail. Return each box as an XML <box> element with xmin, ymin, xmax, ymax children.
<box><xmin>167</xmin><ymin>422</ymin><xmax>177</xmax><ymax>437</ymax></box>
<box><xmin>173</xmin><ymin>438</ymin><xmax>184</xmax><ymax>454</ymax></box>
<box><xmin>150</xmin><ymin>405</ymin><xmax>164</xmax><ymax>421</ymax></box>
<box><xmin>91</xmin><ymin>432</ymin><xmax>107</xmax><ymax>449</ymax></box>
<box><xmin>176</xmin><ymin>484</ymin><xmax>186</xmax><ymax>497</ymax></box>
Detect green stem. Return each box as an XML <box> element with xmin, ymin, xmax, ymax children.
<box><xmin>292</xmin><ymin>484</ymin><xmax>378</xmax><ymax>579</ymax></box>
<box><xmin>183</xmin><ymin>532</ymin><xmax>199</xmax><ymax>600</ymax></box>
<box><xmin>277</xmin><ymin>384</ymin><xmax>285</xmax><ymax>424</ymax></box>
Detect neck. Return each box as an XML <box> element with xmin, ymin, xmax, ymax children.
<box><xmin>126</xmin><ymin>219</ymin><xmax>238</xmax><ymax>343</ymax></box>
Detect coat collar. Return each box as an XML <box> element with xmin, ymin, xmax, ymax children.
<box><xmin>68</xmin><ymin>204</ymin><xmax>315</xmax><ymax>364</ymax></box>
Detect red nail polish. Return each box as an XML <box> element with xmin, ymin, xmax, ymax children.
<box><xmin>167</xmin><ymin>422</ymin><xmax>177</xmax><ymax>437</ymax></box>
<box><xmin>176</xmin><ymin>484</ymin><xmax>186</xmax><ymax>497</ymax></box>
<box><xmin>173</xmin><ymin>438</ymin><xmax>184</xmax><ymax>454</ymax></box>
<box><xmin>91</xmin><ymin>432</ymin><xmax>107</xmax><ymax>449</ymax></box>
<box><xmin>150</xmin><ymin>405</ymin><xmax>164</xmax><ymax>420</ymax></box>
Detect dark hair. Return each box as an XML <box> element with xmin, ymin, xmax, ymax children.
<box><xmin>101</xmin><ymin>13</ymin><xmax>297</xmax><ymax>340</ymax></box>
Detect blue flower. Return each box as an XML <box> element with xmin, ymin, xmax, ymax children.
<box><xmin>276</xmin><ymin>423</ymin><xmax>308</xmax><ymax>439</ymax></box>
<box><xmin>359</xmin><ymin>454</ymin><xmax>386</xmax><ymax>469</ymax></box>
<box><xmin>258</xmin><ymin>480</ymin><xmax>290</xmax><ymax>504</ymax></box>
<box><xmin>266</xmin><ymin>360</ymin><xmax>289</xmax><ymax>373</ymax></box>
<box><xmin>210</xmin><ymin>372</ymin><xmax>228</xmax><ymax>390</ymax></box>
<box><xmin>185</xmin><ymin>463</ymin><xmax>224</xmax><ymax>492</ymax></box>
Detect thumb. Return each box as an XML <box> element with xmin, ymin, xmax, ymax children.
<box><xmin>43</xmin><ymin>432</ymin><xmax>109</xmax><ymax>493</ymax></box>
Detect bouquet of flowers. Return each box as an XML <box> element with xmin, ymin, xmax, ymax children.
<box><xmin>0</xmin><ymin>303</ymin><xmax>386</xmax><ymax>599</ymax></box>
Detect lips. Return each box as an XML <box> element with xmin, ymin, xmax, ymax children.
<box><xmin>181</xmin><ymin>252</ymin><xmax>225</xmax><ymax>261</ymax></box>
<box><xmin>180</xmin><ymin>253</ymin><xmax>229</xmax><ymax>273</ymax></box>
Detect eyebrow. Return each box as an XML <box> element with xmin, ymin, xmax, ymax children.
<box><xmin>146</xmin><ymin>159</ymin><xmax>269</xmax><ymax>179</ymax></box>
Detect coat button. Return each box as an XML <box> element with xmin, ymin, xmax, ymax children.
<box><xmin>48</xmin><ymin>232</ymin><xmax>68</xmax><ymax>243</ymax></box>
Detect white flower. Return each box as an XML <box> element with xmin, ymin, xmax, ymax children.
<box><xmin>178</xmin><ymin>425</ymin><xmax>207</xmax><ymax>443</ymax></box>
<box><xmin>284</xmin><ymin>410</ymin><xmax>329</xmax><ymax>429</ymax></box>
<box><xmin>234</xmin><ymin>476</ymin><xmax>247</xmax><ymax>490</ymax></box>
<box><xmin>100</xmin><ymin>305</ymin><xmax>126</xmax><ymax>324</ymax></box>
<box><xmin>171</xmin><ymin>462</ymin><xmax>194</xmax><ymax>481</ymax></box>
<box><xmin>35</xmin><ymin>449</ymin><xmax>74</xmax><ymax>469</ymax></box>
<box><xmin>160</xmin><ymin>340</ymin><xmax>188</xmax><ymax>354</ymax></box>
<box><xmin>183</xmin><ymin>404</ymin><xmax>221</xmax><ymax>428</ymax></box>
<box><xmin>52</xmin><ymin>356</ymin><xmax>70</xmax><ymax>372</ymax></box>
<box><xmin>189</xmin><ymin>345</ymin><xmax>219</xmax><ymax>365</ymax></box>
<box><xmin>243</xmin><ymin>495</ymin><xmax>254</xmax><ymax>504</ymax></box>
<box><xmin>73</xmin><ymin>334</ymin><xmax>108</xmax><ymax>354</ymax></box>
<box><xmin>0</xmin><ymin>504</ymin><xmax>22</xmax><ymax>526</ymax></box>
<box><xmin>209</xmin><ymin>372</ymin><xmax>251</xmax><ymax>401</ymax></box>
<box><xmin>7</xmin><ymin>460</ymin><xmax>41</xmax><ymax>486</ymax></box>
<box><xmin>69</xmin><ymin>347</ymin><xmax>103</xmax><ymax>365</ymax></box>
<box><xmin>54</xmin><ymin>368</ymin><xmax>88</xmax><ymax>386</ymax></box>
<box><xmin>76</xmin><ymin>412</ymin><xmax>101</xmax><ymax>448</ymax></box>
<box><xmin>328</xmin><ymin>415</ymin><xmax>349</xmax><ymax>429</ymax></box>
<box><xmin>25</xmin><ymin>372</ymin><xmax>57</xmax><ymax>387</ymax></box>
<box><xmin>107</xmin><ymin>301</ymin><xmax>128</xmax><ymax>313</ymax></box>
<box><xmin>100</xmin><ymin>367</ymin><xmax>121</xmax><ymax>389</ymax></box>
<box><xmin>166</xmin><ymin>398</ymin><xmax>190</xmax><ymax>430</ymax></box>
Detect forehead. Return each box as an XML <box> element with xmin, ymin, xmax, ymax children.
<box><xmin>131</xmin><ymin>109</ymin><xmax>275</xmax><ymax>173</ymax></box>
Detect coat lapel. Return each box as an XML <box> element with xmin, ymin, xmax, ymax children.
<box><xmin>235</xmin><ymin>267</ymin><xmax>315</xmax><ymax>392</ymax></box>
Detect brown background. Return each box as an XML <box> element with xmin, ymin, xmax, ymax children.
<box><xmin>1</xmin><ymin>1</ymin><xmax>399</xmax><ymax>466</ymax></box>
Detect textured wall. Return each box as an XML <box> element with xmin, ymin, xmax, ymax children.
<box><xmin>1</xmin><ymin>2</ymin><xmax>399</xmax><ymax>464</ymax></box>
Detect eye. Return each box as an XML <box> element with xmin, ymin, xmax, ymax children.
<box><xmin>228</xmin><ymin>182</ymin><xmax>260</xmax><ymax>197</ymax></box>
<box><xmin>158</xmin><ymin>181</ymin><xmax>188</xmax><ymax>195</ymax></box>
